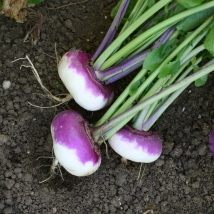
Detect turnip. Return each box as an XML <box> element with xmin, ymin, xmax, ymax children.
<box><xmin>58</xmin><ymin>50</ymin><xmax>114</xmax><ymax>111</ymax></box>
<box><xmin>108</xmin><ymin>126</ymin><xmax>162</xmax><ymax>163</ymax></box>
<box><xmin>51</xmin><ymin>110</ymin><xmax>101</xmax><ymax>176</ymax></box>
<box><xmin>49</xmin><ymin>1</ymin><xmax>214</xmax><ymax>177</ymax></box>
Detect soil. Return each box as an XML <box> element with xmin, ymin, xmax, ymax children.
<box><xmin>1</xmin><ymin>1</ymin><xmax>214</xmax><ymax>214</ymax></box>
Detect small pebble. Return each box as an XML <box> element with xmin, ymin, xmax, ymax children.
<box><xmin>2</xmin><ymin>81</ymin><xmax>11</xmax><ymax>90</ymax></box>
<box><xmin>53</xmin><ymin>207</ymin><xmax>57</xmax><ymax>213</ymax></box>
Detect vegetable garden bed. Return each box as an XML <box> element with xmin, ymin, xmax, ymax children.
<box><xmin>0</xmin><ymin>0</ymin><xmax>214</xmax><ymax>213</ymax></box>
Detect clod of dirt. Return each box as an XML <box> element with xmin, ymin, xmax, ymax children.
<box><xmin>1</xmin><ymin>0</ymin><xmax>28</xmax><ymax>23</ymax></box>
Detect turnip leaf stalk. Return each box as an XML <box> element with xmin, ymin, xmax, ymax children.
<box><xmin>96</xmin><ymin>1</ymin><xmax>214</xmax><ymax>70</ymax></box>
<box><xmin>91</xmin><ymin>0</ymin><xmax>130</xmax><ymax>62</ymax></box>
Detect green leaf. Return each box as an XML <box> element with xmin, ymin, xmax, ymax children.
<box><xmin>158</xmin><ymin>60</ymin><xmax>180</xmax><ymax>78</ymax></box>
<box><xmin>111</xmin><ymin>0</ymin><xmax>122</xmax><ymax>18</ymax></box>
<box><xmin>27</xmin><ymin>0</ymin><xmax>44</xmax><ymax>5</ymax></box>
<box><xmin>129</xmin><ymin>77</ymin><xmax>145</xmax><ymax>96</ymax></box>
<box><xmin>193</xmin><ymin>64</ymin><xmax>200</xmax><ymax>72</ymax></box>
<box><xmin>193</xmin><ymin>64</ymin><xmax>208</xmax><ymax>87</ymax></box>
<box><xmin>176</xmin><ymin>7</ymin><xmax>214</xmax><ymax>32</ymax></box>
<box><xmin>0</xmin><ymin>1</ymin><xmax>2</xmax><ymax>8</ymax></box>
<box><xmin>151</xmin><ymin>4</ymin><xmax>185</xmax><ymax>26</ymax></box>
<box><xmin>55</xmin><ymin>81</ymin><xmax>60</xmax><ymax>88</ymax></box>
<box><xmin>191</xmin><ymin>56</ymin><xmax>197</xmax><ymax>65</ymax></box>
<box><xmin>111</xmin><ymin>0</ymin><xmax>138</xmax><ymax>19</ymax></box>
<box><xmin>143</xmin><ymin>39</ymin><xmax>178</xmax><ymax>71</ymax></box>
<box><xmin>201</xmin><ymin>50</ymin><xmax>213</xmax><ymax>60</ymax></box>
<box><xmin>147</xmin><ymin>0</ymin><xmax>156</xmax><ymax>8</ymax></box>
<box><xmin>177</xmin><ymin>0</ymin><xmax>204</xmax><ymax>9</ymax></box>
<box><xmin>204</xmin><ymin>26</ymin><xmax>214</xmax><ymax>55</ymax></box>
<box><xmin>195</xmin><ymin>75</ymin><xmax>208</xmax><ymax>86</ymax></box>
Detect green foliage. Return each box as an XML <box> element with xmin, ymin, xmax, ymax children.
<box><xmin>177</xmin><ymin>0</ymin><xmax>204</xmax><ymax>9</ymax></box>
<box><xmin>143</xmin><ymin>39</ymin><xmax>178</xmax><ymax>72</ymax></box>
<box><xmin>204</xmin><ymin>25</ymin><xmax>214</xmax><ymax>55</ymax></box>
<box><xmin>152</xmin><ymin>4</ymin><xmax>185</xmax><ymax>26</ymax></box>
<box><xmin>55</xmin><ymin>81</ymin><xmax>60</xmax><ymax>88</ymax></box>
<box><xmin>27</xmin><ymin>0</ymin><xmax>44</xmax><ymax>5</ymax></box>
<box><xmin>147</xmin><ymin>0</ymin><xmax>156</xmax><ymax>8</ymax></box>
<box><xmin>111</xmin><ymin>0</ymin><xmax>138</xmax><ymax>20</ymax></box>
<box><xmin>0</xmin><ymin>1</ymin><xmax>2</xmax><ymax>8</ymax></box>
<box><xmin>194</xmin><ymin>74</ymin><xmax>208</xmax><ymax>86</ymax></box>
<box><xmin>158</xmin><ymin>60</ymin><xmax>180</xmax><ymax>78</ymax></box>
<box><xmin>193</xmin><ymin>64</ymin><xmax>208</xmax><ymax>86</ymax></box>
<box><xmin>176</xmin><ymin>7</ymin><xmax>214</xmax><ymax>32</ymax></box>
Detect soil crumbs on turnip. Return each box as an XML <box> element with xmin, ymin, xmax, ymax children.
<box><xmin>1</xmin><ymin>1</ymin><xmax>214</xmax><ymax>213</ymax></box>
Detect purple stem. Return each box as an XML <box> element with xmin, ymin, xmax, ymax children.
<box><xmin>103</xmin><ymin>30</ymin><xmax>117</xmax><ymax>51</ymax></box>
<box><xmin>151</xmin><ymin>26</ymin><xmax>175</xmax><ymax>50</ymax></box>
<box><xmin>105</xmin><ymin>60</ymin><xmax>144</xmax><ymax>84</ymax></box>
<box><xmin>95</xmin><ymin>50</ymin><xmax>149</xmax><ymax>82</ymax></box>
<box><xmin>91</xmin><ymin>0</ymin><xmax>130</xmax><ymax>63</ymax></box>
<box><xmin>95</xmin><ymin>26</ymin><xmax>175</xmax><ymax>84</ymax></box>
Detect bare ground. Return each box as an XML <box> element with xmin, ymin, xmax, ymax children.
<box><xmin>0</xmin><ymin>1</ymin><xmax>214</xmax><ymax>213</ymax></box>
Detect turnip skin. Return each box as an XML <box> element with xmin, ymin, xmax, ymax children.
<box><xmin>108</xmin><ymin>125</ymin><xmax>162</xmax><ymax>163</ymax></box>
<box><xmin>58</xmin><ymin>50</ymin><xmax>114</xmax><ymax>111</ymax></box>
<box><xmin>51</xmin><ymin>110</ymin><xmax>101</xmax><ymax>176</ymax></box>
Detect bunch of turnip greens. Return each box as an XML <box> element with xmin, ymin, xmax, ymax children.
<box><xmin>93</xmin><ymin>0</ymin><xmax>214</xmax><ymax>139</ymax></box>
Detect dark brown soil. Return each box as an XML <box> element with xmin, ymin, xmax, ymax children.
<box><xmin>1</xmin><ymin>1</ymin><xmax>214</xmax><ymax>214</ymax></box>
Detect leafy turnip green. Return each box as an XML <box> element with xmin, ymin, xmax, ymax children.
<box><xmin>204</xmin><ymin>25</ymin><xmax>214</xmax><ymax>54</ymax></box>
<box><xmin>111</xmin><ymin>0</ymin><xmax>138</xmax><ymax>20</ymax></box>
<box><xmin>93</xmin><ymin>0</ymin><xmax>214</xmax><ymax>142</ymax></box>
<box><xmin>143</xmin><ymin>39</ymin><xmax>178</xmax><ymax>72</ymax></box>
<box><xmin>177</xmin><ymin>0</ymin><xmax>204</xmax><ymax>9</ymax></box>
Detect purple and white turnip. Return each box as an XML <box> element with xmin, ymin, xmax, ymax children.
<box><xmin>108</xmin><ymin>126</ymin><xmax>162</xmax><ymax>163</ymax></box>
<box><xmin>51</xmin><ymin>110</ymin><xmax>101</xmax><ymax>176</ymax></box>
<box><xmin>49</xmin><ymin>1</ymin><xmax>214</xmax><ymax>178</ymax></box>
<box><xmin>58</xmin><ymin>50</ymin><xmax>114</xmax><ymax>111</ymax></box>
